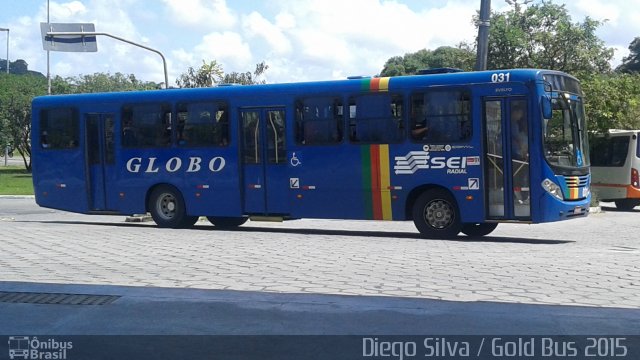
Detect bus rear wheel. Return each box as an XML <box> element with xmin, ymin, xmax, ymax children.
<box><xmin>207</xmin><ymin>216</ymin><xmax>248</xmax><ymax>229</ymax></box>
<box><xmin>461</xmin><ymin>223</ymin><xmax>498</xmax><ymax>237</ymax></box>
<box><xmin>412</xmin><ymin>189</ymin><xmax>461</xmax><ymax>239</ymax></box>
<box><xmin>614</xmin><ymin>199</ymin><xmax>640</xmax><ymax>211</ymax></box>
<box><xmin>148</xmin><ymin>185</ymin><xmax>198</xmax><ymax>228</ymax></box>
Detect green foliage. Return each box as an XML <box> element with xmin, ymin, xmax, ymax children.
<box><xmin>175</xmin><ymin>60</ymin><xmax>224</xmax><ymax>88</ymax></box>
<box><xmin>176</xmin><ymin>60</ymin><xmax>268</xmax><ymax>88</ymax></box>
<box><xmin>580</xmin><ymin>73</ymin><xmax>640</xmax><ymax>134</ymax></box>
<box><xmin>380</xmin><ymin>46</ymin><xmax>475</xmax><ymax>77</ymax></box>
<box><xmin>52</xmin><ymin>72</ymin><xmax>160</xmax><ymax>94</ymax></box>
<box><xmin>487</xmin><ymin>0</ymin><xmax>613</xmax><ymax>74</ymax></box>
<box><xmin>0</xmin><ymin>73</ymin><xmax>48</xmax><ymax>171</ymax></box>
<box><xmin>616</xmin><ymin>37</ymin><xmax>640</xmax><ymax>74</ymax></box>
<box><xmin>222</xmin><ymin>61</ymin><xmax>269</xmax><ymax>85</ymax></box>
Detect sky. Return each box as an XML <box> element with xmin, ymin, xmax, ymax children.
<box><xmin>0</xmin><ymin>0</ymin><xmax>639</xmax><ymax>86</ymax></box>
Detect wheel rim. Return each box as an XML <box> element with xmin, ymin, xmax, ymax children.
<box><xmin>424</xmin><ymin>199</ymin><xmax>454</xmax><ymax>229</ymax></box>
<box><xmin>155</xmin><ymin>192</ymin><xmax>177</xmax><ymax>220</ymax></box>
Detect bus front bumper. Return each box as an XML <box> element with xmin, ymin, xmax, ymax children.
<box><xmin>538</xmin><ymin>193</ymin><xmax>590</xmax><ymax>222</ymax></box>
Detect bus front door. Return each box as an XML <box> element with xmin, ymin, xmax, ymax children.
<box><xmin>85</xmin><ymin>113</ymin><xmax>116</xmax><ymax>211</ymax></box>
<box><xmin>240</xmin><ymin>108</ymin><xmax>289</xmax><ymax>215</ymax></box>
<box><xmin>484</xmin><ymin>97</ymin><xmax>531</xmax><ymax>220</ymax></box>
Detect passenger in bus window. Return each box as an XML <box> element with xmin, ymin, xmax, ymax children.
<box><xmin>511</xmin><ymin>106</ymin><xmax>528</xmax><ymax>161</ymax></box>
<box><xmin>410</xmin><ymin>99</ymin><xmax>428</xmax><ymax>140</ymax></box>
<box><xmin>122</xmin><ymin>120</ymin><xmax>137</xmax><ymax>146</ymax></box>
<box><xmin>41</xmin><ymin>131</ymin><xmax>50</xmax><ymax>148</ymax></box>
<box><xmin>411</xmin><ymin>123</ymin><xmax>428</xmax><ymax>140</ymax></box>
<box><xmin>511</xmin><ymin>104</ymin><xmax>529</xmax><ymax>204</ymax></box>
<box><xmin>216</xmin><ymin>110</ymin><xmax>229</xmax><ymax>146</ymax></box>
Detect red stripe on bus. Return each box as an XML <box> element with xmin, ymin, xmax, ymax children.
<box><xmin>370</xmin><ymin>78</ymin><xmax>381</xmax><ymax>92</ymax></box>
<box><xmin>370</xmin><ymin>145</ymin><xmax>383</xmax><ymax>220</ymax></box>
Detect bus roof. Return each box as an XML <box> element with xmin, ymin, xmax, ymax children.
<box><xmin>32</xmin><ymin>68</ymin><xmax>574</xmax><ymax>107</ymax></box>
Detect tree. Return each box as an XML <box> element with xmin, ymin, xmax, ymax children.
<box><xmin>176</xmin><ymin>60</ymin><xmax>268</xmax><ymax>88</ymax></box>
<box><xmin>52</xmin><ymin>72</ymin><xmax>160</xmax><ymax>94</ymax></box>
<box><xmin>580</xmin><ymin>73</ymin><xmax>640</xmax><ymax>134</ymax></box>
<box><xmin>486</xmin><ymin>0</ymin><xmax>613</xmax><ymax>75</ymax></box>
<box><xmin>380</xmin><ymin>46</ymin><xmax>475</xmax><ymax>77</ymax></box>
<box><xmin>176</xmin><ymin>60</ymin><xmax>224</xmax><ymax>88</ymax></box>
<box><xmin>222</xmin><ymin>61</ymin><xmax>269</xmax><ymax>85</ymax></box>
<box><xmin>616</xmin><ymin>38</ymin><xmax>640</xmax><ymax>73</ymax></box>
<box><xmin>0</xmin><ymin>73</ymin><xmax>48</xmax><ymax>170</ymax></box>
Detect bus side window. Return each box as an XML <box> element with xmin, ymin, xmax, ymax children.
<box><xmin>177</xmin><ymin>102</ymin><xmax>229</xmax><ymax>147</ymax></box>
<box><xmin>295</xmin><ymin>97</ymin><xmax>343</xmax><ymax>145</ymax></box>
<box><xmin>411</xmin><ymin>90</ymin><xmax>471</xmax><ymax>143</ymax></box>
<box><xmin>349</xmin><ymin>94</ymin><xmax>404</xmax><ymax>144</ymax></box>
<box><xmin>122</xmin><ymin>104</ymin><xmax>171</xmax><ymax>148</ymax></box>
<box><xmin>40</xmin><ymin>108</ymin><xmax>79</xmax><ymax>149</ymax></box>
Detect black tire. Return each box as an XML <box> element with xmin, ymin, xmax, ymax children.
<box><xmin>207</xmin><ymin>216</ymin><xmax>248</xmax><ymax>229</ymax></box>
<box><xmin>412</xmin><ymin>189</ymin><xmax>461</xmax><ymax>238</ymax></box>
<box><xmin>148</xmin><ymin>185</ymin><xmax>198</xmax><ymax>228</ymax></box>
<box><xmin>614</xmin><ymin>199</ymin><xmax>640</xmax><ymax>211</ymax></box>
<box><xmin>461</xmin><ymin>223</ymin><xmax>498</xmax><ymax>237</ymax></box>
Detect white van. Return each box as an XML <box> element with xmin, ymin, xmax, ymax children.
<box><xmin>590</xmin><ymin>130</ymin><xmax>640</xmax><ymax>210</ymax></box>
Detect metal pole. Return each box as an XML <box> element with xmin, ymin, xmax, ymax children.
<box><xmin>475</xmin><ymin>0</ymin><xmax>491</xmax><ymax>71</ymax></box>
<box><xmin>5</xmin><ymin>29</ymin><xmax>8</xmax><ymax>74</ymax></box>
<box><xmin>47</xmin><ymin>0</ymin><xmax>51</xmax><ymax>94</ymax></box>
<box><xmin>46</xmin><ymin>31</ymin><xmax>169</xmax><ymax>89</ymax></box>
<box><xmin>0</xmin><ymin>28</ymin><xmax>8</xmax><ymax>74</ymax></box>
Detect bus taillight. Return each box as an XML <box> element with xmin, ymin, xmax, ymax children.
<box><xmin>632</xmin><ymin>168</ymin><xmax>639</xmax><ymax>189</ymax></box>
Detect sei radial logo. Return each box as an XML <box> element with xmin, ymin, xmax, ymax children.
<box><xmin>8</xmin><ymin>337</ymin><xmax>73</xmax><ymax>360</ymax></box>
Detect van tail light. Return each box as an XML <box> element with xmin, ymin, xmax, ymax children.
<box><xmin>632</xmin><ymin>168</ymin><xmax>639</xmax><ymax>189</ymax></box>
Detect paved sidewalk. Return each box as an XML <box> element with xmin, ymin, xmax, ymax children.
<box><xmin>0</xmin><ymin>197</ymin><xmax>638</xmax><ymax>339</ymax></box>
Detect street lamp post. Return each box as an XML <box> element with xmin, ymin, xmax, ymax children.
<box><xmin>0</xmin><ymin>27</ymin><xmax>8</xmax><ymax>74</ymax></box>
<box><xmin>475</xmin><ymin>0</ymin><xmax>491</xmax><ymax>71</ymax></box>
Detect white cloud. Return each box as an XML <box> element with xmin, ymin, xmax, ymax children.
<box><xmin>49</xmin><ymin>1</ymin><xmax>88</xmax><ymax>21</ymax></box>
<box><xmin>574</xmin><ymin>0</ymin><xmax>621</xmax><ymax>24</ymax></box>
<box><xmin>257</xmin><ymin>0</ymin><xmax>477</xmax><ymax>81</ymax></box>
<box><xmin>194</xmin><ymin>32</ymin><xmax>253</xmax><ymax>71</ymax></box>
<box><xmin>162</xmin><ymin>0</ymin><xmax>236</xmax><ymax>30</ymax></box>
<box><xmin>6</xmin><ymin>0</ymin><xmax>640</xmax><ymax>86</ymax></box>
<box><xmin>242</xmin><ymin>12</ymin><xmax>292</xmax><ymax>55</ymax></box>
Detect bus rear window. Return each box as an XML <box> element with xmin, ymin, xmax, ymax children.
<box><xmin>637</xmin><ymin>135</ymin><xmax>640</xmax><ymax>158</ymax></box>
<box><xmin>590</xmin><ymin>136</ymin><xmax>630</xmax><ymax>167</ymax></box>
<box><xmin>40</xmin><ymin>108</ymin><xmax>79</xmax><ymax>149</ymax></box>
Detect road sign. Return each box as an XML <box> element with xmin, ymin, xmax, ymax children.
<box><xmin>40</xmin><ymin>23</ymin><xmax>97</xmax><ymax>52</ymax></box>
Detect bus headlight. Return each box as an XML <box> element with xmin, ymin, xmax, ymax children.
<box><xmin>542</xmin><ymin>178</ymin><xmax>564</xmax><ymax>200</ymax></box>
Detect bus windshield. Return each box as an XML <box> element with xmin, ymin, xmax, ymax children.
<box><xmin>543</xmin><ymin>93</ymin><xmax>590</xmax><ymax>169</ymax></box>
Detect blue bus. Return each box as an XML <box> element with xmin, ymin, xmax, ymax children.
<box><xmin>31</xmin><ymin>68</ymin><xmax>591</xmax><ymax>238</ymax></box>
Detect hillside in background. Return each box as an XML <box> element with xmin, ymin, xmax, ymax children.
<box><xmin>0</xmin><ymin>58</ymin><xmax>45</xmax><ymax>78</ymax></box>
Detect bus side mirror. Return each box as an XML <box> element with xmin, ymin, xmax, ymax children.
<box><xmin>542</xmin><ymin>95</ymin><xmax>552</xmax><ymax>120</ymax></box>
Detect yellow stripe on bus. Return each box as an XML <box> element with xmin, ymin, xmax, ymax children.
<box><xmin>378</xmin><ymin>144</ymin><xmax>393</xmax><ymax>220</ymax></box>
<box><xmin>379</xmin><ymin>77</ymin><xmax>390</xmax><ymax>92</ymax></box>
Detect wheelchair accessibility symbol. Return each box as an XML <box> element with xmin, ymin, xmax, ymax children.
<box><xmin>290</xmin><ymin>152</ymin><xmax>301</xmax><ymax>167</ymax></box>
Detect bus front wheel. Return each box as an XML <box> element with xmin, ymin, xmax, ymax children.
<box><xmin>207</xmin><ymin>216</ymin><xmax>248</xmax><ymax>229</ymax></box>
<box><xmin>461</xmin><ymin>223</ymin><xmax>498</xmax><ymax>237</ymax></box>
<box><xmin>148</xmin><ymin>185</ymin><xmax>198</xmax><ymax>228</ymax></box>
<box><xmin>412</xmin><ymin>189</ymin><xmax>461</xmax><ymax>238</ymax></box>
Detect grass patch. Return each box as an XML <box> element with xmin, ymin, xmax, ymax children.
<box><xmin>0</xmin><ymin>166</ymin><xmax>34</xmax><ymax>195</ymax></box>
